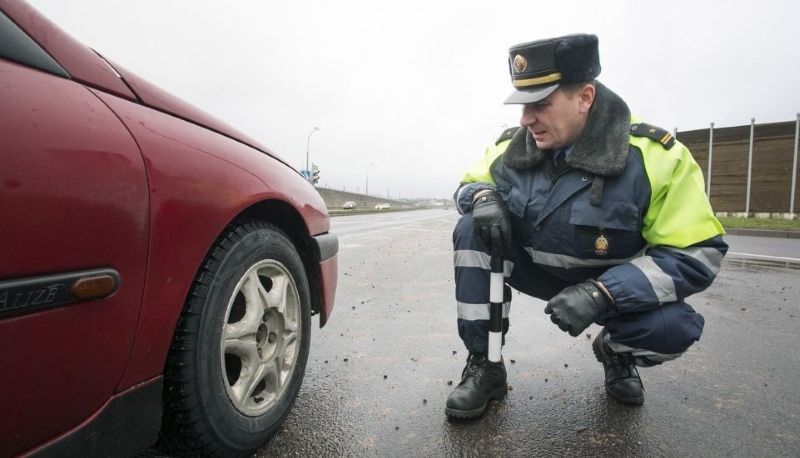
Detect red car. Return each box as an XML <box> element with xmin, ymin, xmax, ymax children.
<box><xmin>0</xmin><ymin>1</ymin><xmax>338</xmax><ymax>456</ymax></box>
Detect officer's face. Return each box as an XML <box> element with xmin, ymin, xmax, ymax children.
<box><xmin>520</xmin><ymin>85</ymin><xmax>594</xmax><ymax>150</ymax></box>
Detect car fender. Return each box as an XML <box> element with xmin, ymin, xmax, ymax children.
<box><xmin>92</xmin><ymin>90</ymin><xmax>329</xmax><ymax>389</ymax></box>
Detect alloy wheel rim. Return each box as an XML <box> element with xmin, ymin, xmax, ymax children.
<box><xmin>220</xmin><ymin>259</ymin><xmax>301</xmax><ymax>416</ymax></box>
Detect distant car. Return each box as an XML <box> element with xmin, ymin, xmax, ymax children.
<box><xmin>375</xmin><ymin>203</ymin><xmax>391</xmax><ymax>210</ymax></box>
<box><xmin>0</xmin><ymin>2</ymin><xmax>338</xmax><ymax>457</ymax></box>
<box><xmin>342</xmin><ymin>201</ymin><xmax>357</xmax><ymax>210</ymax></box>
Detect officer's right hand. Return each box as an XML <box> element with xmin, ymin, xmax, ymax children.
<box><xmin>471</xmin><ymin>190</ymin><xmax>512</xmax><ymax>252</ymax></box>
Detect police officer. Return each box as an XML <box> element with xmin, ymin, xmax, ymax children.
<box><xmin>446</xmin><ymin>34</ymin><xmax>727</xmax><ymax>418</ymax></box>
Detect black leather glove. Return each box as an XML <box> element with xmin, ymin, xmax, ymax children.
<box><xmin>471</xmin><ymin>190</ymin><xmax>512</xmax><ymax>252</ymax></box>
<box><xmin>544</xmin><ymin>280</ymin><xmax>613</xmax><ymax>337</ymax></box>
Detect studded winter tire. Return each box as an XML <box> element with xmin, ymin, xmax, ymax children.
<box><xmin>159</xmin><ymin>221</ymin><xmax>311</xmax><ymax>457</ymax></box>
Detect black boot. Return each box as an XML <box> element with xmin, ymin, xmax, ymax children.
<box><xmin>445</xmin><ymin>353</ymin><xmax>507</xmax><ymax>418</ymax></box>
<box><xmin>592</xmin><ymin>330</ymin><xmax>644</xmax><ymax>406</ymax></box>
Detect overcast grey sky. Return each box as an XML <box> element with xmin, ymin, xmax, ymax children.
<box><xmin>28</xmin><ymin>0</ymin><xmax>800</xmax><ymax>199</ymax></box>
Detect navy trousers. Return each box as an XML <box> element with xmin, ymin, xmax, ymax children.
<box><xmin>453</xmin><ymin>214</ymin><xmax>704</xmax><ymax>366</ymax></box>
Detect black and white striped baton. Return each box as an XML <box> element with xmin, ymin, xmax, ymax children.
<box><xmin>488</xmin><ymin>226</ymin><xmax>504</xmax><ymax>363</ymax></box>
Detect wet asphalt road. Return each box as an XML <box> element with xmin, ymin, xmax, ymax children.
<box><xmin>254</xmin><ymin>209</ymin><xmax>800</xmax><ymax>457</ymax></box>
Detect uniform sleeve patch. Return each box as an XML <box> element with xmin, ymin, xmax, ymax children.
<box><xmin>630</xmin><ymin>123</ymin><xmax>675</xmax><ymax>149</ymax></box>
<box><xmin>496</xmin><ymin>127</ymin><xmax>521</xmax><ymax>145</ymax></box>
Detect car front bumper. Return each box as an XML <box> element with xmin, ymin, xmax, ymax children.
<box><xmin>311</xmin><ymin>232</ymin><xmax>338</xmax><ymax>327</ymax></box>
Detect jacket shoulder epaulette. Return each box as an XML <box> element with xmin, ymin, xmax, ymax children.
<box><xmin>496</xmin><ymin>127</ymin><xmax>520</xmax><ymax>145</ymax></box>
<box><xmin>630</xmin><ymin>122</ymin><xmax>675</xmax><ymax>149</ymax></box>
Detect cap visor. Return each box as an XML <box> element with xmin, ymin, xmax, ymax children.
<box><xmin>503</xmin><ymin>84</ymin><xmax>559</xmax><ymax>104</ymax></box>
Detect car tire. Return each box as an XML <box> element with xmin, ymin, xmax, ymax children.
<box><xmin>159</xmin><ymin>220</ymin><xmax>311</xmax><ymax>457</ymax></box>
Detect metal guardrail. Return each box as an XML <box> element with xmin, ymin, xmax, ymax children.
<box><xmin>725</xmin><ymin>253</ymin><xmax>800</xmax><ymax>271</ymax></box>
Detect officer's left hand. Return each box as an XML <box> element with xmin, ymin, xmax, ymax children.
<box><xmin>544</xmin><ymin>280</ymin><xmax>613</xmax><ymax>337</ymax></box>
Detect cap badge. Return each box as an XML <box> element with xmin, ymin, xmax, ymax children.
<box><xmin>594</xmin><ymin>233</ymin><xmax>609</xmax><ymax>256</ymax></box>
<box><xmin>513</xmin><ymin>54</ymin><xmax>528</xmax><ymax>74</ymax></box>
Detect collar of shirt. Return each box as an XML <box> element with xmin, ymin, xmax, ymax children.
<box><xmin>552</xmin><ymin>146</ymin><xmax>573</xmax><ymax>168</ymax></box>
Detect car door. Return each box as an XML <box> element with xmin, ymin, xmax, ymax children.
<box><xmin>0</xmin><ymin>12</ymin><xmax>149</xmax><ymax>456</ymax></box>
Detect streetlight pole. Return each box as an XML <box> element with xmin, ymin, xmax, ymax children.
<box><xmin>365</xmin><ymin>162</ymin><xmax>374</xmax><ymax>206</ymax></box>
<box><xmin>305</xmin><ymin>126</ymin><xmax>320</xmax><ymax>175</ymax></box>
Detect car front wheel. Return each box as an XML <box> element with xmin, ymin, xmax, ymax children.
<box><xmin>159</xmin><ymin>220</ymin><xmax>311</xmax><ymax>457</ymax></box>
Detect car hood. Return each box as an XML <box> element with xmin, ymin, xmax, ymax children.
<box><xmin>105</xmin><ymin>58</ymin><xmax>296</xmax><ymax>171</ymax></box>
<box><xmin>2</xmin><ymin>1</ymin><xmax>297</xmax><ymax>174</ymax></box>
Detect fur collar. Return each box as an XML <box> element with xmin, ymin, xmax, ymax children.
<box><xmin>502</xmin><ymin>81</ymin><xmax>631</xmax><ymax>176</ymax></box>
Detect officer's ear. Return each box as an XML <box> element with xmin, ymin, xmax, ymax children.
<box><xmin>577</xmin><ymin>83</ymin><xmax>595</xmax><ymax>114</ymax></box>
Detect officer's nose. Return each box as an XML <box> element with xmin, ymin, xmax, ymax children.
<box><xmin>520</xmin><ymin>104</ymin><xmax>537</xmax><ymax>127</ymax></box>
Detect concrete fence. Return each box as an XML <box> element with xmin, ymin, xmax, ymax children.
<box><xmin>314</xmin><ymin>187</ymin><xmax>409</xmax><ymax>210</ymax></box>
<box><xmin>677</xmin><ymin>115</ymin><xmax>800</xmax><ymax>217</ymax></box>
